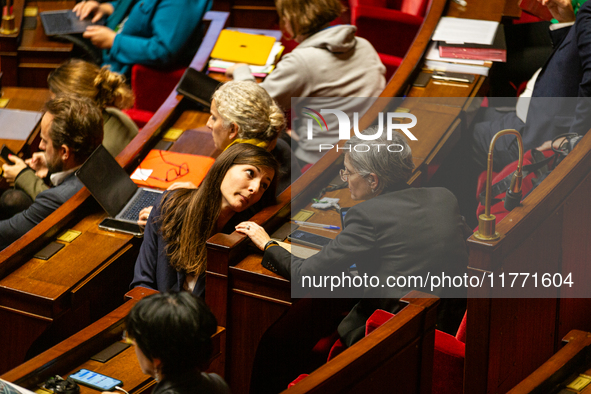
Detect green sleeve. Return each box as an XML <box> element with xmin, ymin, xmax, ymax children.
<box><xmin>15</xmin><ymin>168</ymin><xmax>50</xmax><ymax>200</ymax></box>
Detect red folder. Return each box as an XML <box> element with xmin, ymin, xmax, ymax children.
<box><xmin>438</xmin><ymin>26</ymin><xmax>507</xmax><ymax>62</ymax></box>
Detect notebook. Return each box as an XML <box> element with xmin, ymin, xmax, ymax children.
<box><xmin>76</xmin><ymin>145</ymin><xmax>163</xmax><ymax>228</ymax></box>
<box><xmin>210</xmin><ymin>30</ymin><xmax>276</xmax><ymax>66</ymax></box>
<box><xmin>40</xmin><ymin>10</ymin><xmax>105</xmax><ymax>36</ymax></box>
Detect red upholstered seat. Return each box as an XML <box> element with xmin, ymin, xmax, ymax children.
<box><xmin>432</xmin><ymin>312</ymin><xmax>467</xmax><ymax>394</ymax></box>
<box><xmin>288</xmin><ymin>309</ymin><xmax>396</xmax><ymax>388</ymax></box>
<box><xmin>349</xmin><ymin>0</ymin><xmax>429</xmax><ymax>79</ymax></box>
<box><xmin>126</xmin><ymin>65</ymin><xmax>187</xmax><ymax>128</ymax></box>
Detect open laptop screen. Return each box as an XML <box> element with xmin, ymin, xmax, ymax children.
<box><xmin>76</xmin><ymin>145</ymin><xmax>138</xmax><ymax>218</ymax></box>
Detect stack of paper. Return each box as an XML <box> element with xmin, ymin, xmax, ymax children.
<box><xmin>424</xmin><ymin>17</ymin><xmax>504</xmax><ymax>76</ymax></box>
<box><xmin>424</xmin><ymin>42</ymin><xmax>491</xmax><ymax>76</ymax></box>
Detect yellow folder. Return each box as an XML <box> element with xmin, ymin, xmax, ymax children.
<box><xmin>211</xmin><ymin>30</ymin><xmax>276</xmax><ymax>66</ymax></box>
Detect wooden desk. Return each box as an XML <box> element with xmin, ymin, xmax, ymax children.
<box><xmin>508</xmin><ymin>330</ymin><xmax>591</xmax><ymax>394</ymax></box>
<box><xmin>0</xmin><ymin>11</ymin><xmax>227</xmax><ymax>375</ymax></box>
<box><xmin>0</xmin><ymin>1</ymin><xmax>74</xmax><ymax>87</ymax></box>
<box><xmin>0</xmin><ymin>87</ymin><xmax>50</xmax><ymax>154</ymax></box>
<box><xmin>2</xmin><ymin>87</ymin><xmax>51</xmax><ymax>111</ymax></box>
<box><xmin>1</xmin><ymin>287</ymin><xmax>226</xmax><ymax>392</ymax></box>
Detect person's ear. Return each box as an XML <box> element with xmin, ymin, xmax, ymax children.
<box><xmin>228</xmin><ymin>123</ymin><xmax>239</xmax><ymax>140</ymax></box>
<box><xmin>367</xmin><ymin>173</ymin><xmax>379</xmax><ymax>192</ymax></box>
<box><xmin>152</xmin><ymin>358</ymin><xmax>163</xmax><ymax>381</ymax></box>
<box><xmin>60</xmin><ymin>144</ymin><xmax>70</xmax><ymax>162</ymax></box>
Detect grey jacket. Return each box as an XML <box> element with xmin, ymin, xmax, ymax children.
<box><xmin>235</xmin><ymin>25</ymin><xmax>386</xmax><ymax>163</ymax></box>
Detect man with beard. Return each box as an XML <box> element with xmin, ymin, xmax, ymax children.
<box><xmin>0</xmin><ymin>95</ymin><xmax>103</xmax><ymax>249</ymax></box>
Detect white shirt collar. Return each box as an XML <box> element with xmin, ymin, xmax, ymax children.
<box><xmin>50</xmin><ymin>165</ymin><xmax>81</xmax><ymax>186</ymax></box>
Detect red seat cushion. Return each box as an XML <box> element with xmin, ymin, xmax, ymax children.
<box><xmin>123</xmin><ymin>108</ymin><xmax>154</xmax><ymax>129</ymax></box>
<box><xmin>131</xmin><ymin>65</ymin><xmax>186</xmax><ymax>113</ymax></box>
<box><xmin>432</xmin><ymin>330</ymin><xmax>465</xmax><ymax>394</ymax></box>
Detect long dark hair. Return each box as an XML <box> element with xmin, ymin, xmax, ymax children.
<box><xmin>160</xmin><ymin>144</ymin><xmax>278</xmax><ymax>276</ymax></box>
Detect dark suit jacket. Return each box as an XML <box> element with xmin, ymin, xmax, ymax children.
<box><xmin>0</xmin><ymin>173</ymin><xmax>83</xmax><ymax>250</ymax></box>
<box><xmin>523</xmin><ymin>0</ymin><xmax>591</xmax><ymax>150</ymax></box>
<box><xmin>263</xmin><ymin>185</ymin><xmax>469</xmax><ymax>346</ymax></box>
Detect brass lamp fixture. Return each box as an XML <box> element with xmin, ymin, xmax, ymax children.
<box><xmin>474</xmin><ymin>129</ymin><xmax>524</xmax><ymax>241</ymax></box>
<box><xmin>1</xmin><ymin>0</ymin><xmax>18</xmax><ymax>35</ymax></box>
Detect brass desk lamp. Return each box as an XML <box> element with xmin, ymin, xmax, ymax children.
<box><xmin>474</xmin><ymin>129</ymin><xmax>524</xmax><ymax>241</ymax></box>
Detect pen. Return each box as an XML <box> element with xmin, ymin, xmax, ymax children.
<box><xmin>293</xmin><ymin>220</ymin><xmax>340</xmax><ymax>230</ymax></box>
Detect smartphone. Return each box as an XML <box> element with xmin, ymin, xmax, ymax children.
<box><xmin>34</xmin><ymin>241</ymin><xmax>65</xmax><ymax>260</ymax></box>
<box><xmin>69</xmin><ymin>369</ymin><xmax>122</xmax><ymax>391</ymax></box>
<box><xmin>0</xmin><ymin>145</ymin><xmax>16</xmax><ymax>163</ymax></box>
<box><xmin>288</xmin><ymin>229</ymin><xmax>332</xmax><ymax>248</ymax></box>
<box><xmin>431</xmin><ymin>71</ymin><xmax>475</xmax><ymax>84</ymax></box>
<box><xmin>99</xmin><ymin>218</ymin><xmax>143</xmax><ymax>237</ymax></box>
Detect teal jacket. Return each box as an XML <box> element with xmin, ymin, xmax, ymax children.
<box><xmin>103</xmin><ymin>0</ymin><xmax>212</xmax><ymax>75</ymax></box>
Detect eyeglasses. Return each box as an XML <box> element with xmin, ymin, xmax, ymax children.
<box><xmin>148</xmin><ymin>150</ymin><xmax>189</xmax><ymax>183</ymax></box>
<box><xmin>339</xmin><ymin>168</ymin><xmax>361</xmax><ymax>182</ymax></box>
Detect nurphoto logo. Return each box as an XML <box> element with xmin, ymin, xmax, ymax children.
<box><xmin>303</xmin><ymin>107</ymin><xmax>418</xmax><ymax>152</ymax></box>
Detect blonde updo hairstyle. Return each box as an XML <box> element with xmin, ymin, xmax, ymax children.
<box><xmin>212</xmin><ymin>80</ymin><xmax>285</xmax><ymax>143</ymax></box>
<box><xmin>48</xmin><ymin>59</ymin><xmax>134</xmax><ymax>110</ymax></box>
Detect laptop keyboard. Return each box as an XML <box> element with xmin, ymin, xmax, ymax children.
<box><xmin>119</xmin><ymin>190</ymin><xmax>161</xmax><ymax>222</ymax></box>
<box><xmin>43</xmin><ymin>13</ymin><xmax>73</xmax><ymax>33</ymax></box>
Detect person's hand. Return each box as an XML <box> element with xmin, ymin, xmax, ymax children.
<box><xmin>83</xmin><ymin>26</ymin><xmax>116</xmax><ymax>49</ymax></box>
<box><xmin>536</xmin><ymin>136</ymin><xmax>567</xmax><ymax>151</ymax></box>
<box><xmin>537</xmin><ymin>0</ymin><xmax>575</xmax><ymax>22</ymax></box>
<box><xmin>25</xmin><ymin>152</ymin><xmax>48</xmax><ymax>178</ymax></box>
<box><xmin>74</xmin><ymin>1</ymin><xmax>113</xmax><ymax>22</ymax></box>
<box><xmin>225</xmin><ymin>63</ymin><xmax>249</xmax><ymax>78</ymax></box>
<box><xmin>235</xmin><ymin>221</ymin><xmax>271</xmax><ymax>250</ymax></box>
<box><xmin>138</xmin><ymin>206</ymin><xmax>153</xmax><ymax>227</ymax></box>
<box><xmin>167</xmin><ymin>181</ymin><xmax>197</xmax><ymax>191</ymax></box>
<box><xmin>2</xmin><ymin>155</ymin><xmax>28</xmax><ymax>185</ymax></box>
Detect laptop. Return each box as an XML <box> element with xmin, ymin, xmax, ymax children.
<box><xmin>176</xmin><ymin>68</ymin><xmax>222</xmax><ymax>109</ymax></box>
<box><xmin>76</xmin><ymin>145</ymin><xmax>163</xmax><ymax>236</ymax></box>
<box><xmin>40</xmin><ymin>10</ymin><xmax>105</xmax><ymax>36</ymax></box>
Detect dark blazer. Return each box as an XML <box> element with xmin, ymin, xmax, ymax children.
<box><xmin>0</xmin><ymin>173</ymin><xmax>83</xmax><ymax>250</ymax></box>
<box><xmin>522</xmin><ymin>0</ymin><xmax>591</xmax><ymax>151</ymax></box>
<box><xmin>131</xmin><ymin>193</ymin><xmax>255</xmax><ymax>297</ymax></box>
<box><xmin>152</xmin><ymin>372</ymin><xmax>230</xmax><ymax>394</ymax></box>
<box><xmin>263</xmin><ymin>186</ymin><xmax>469</xmax><ymax>346</ymax></box>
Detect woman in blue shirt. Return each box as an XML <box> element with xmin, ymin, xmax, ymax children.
<box><xmin>73</xmin><ymin>0</ymin><xmax>211</xmax><ymax>75</ymax></box>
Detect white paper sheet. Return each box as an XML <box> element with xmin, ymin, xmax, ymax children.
<box><xmin>130</xmin><ymin>168</ymin><xmax>153</xmax><ymax>181</ymax></box>
<box><xmin>432</xmin><ymin>17</ymin><xmax>499</xmax><ymax>45</ymax></box>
